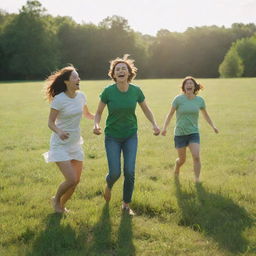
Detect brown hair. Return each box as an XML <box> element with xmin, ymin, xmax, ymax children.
<box><xmin>44</xmin><ymin>66</ymin><xmax>76</xmax><ymax>102</ymax></box>
<box><xmin>181</xmin><ymin>76</ymin><xmax>204</xmax><ymax>95</ymax></box>
<box><xmin>108</xmin><ymin>54</ymin><xmax>137</xmax><ymax>82</ymax></box>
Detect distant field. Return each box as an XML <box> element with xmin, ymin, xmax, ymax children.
<box><xmin>0</xmin><ymin>78</ymin><xmax>255</xmax><ymax>256</ymax></box>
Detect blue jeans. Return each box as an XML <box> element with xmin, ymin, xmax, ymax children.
<box><xmin>105</xmin><ymin>133</ymin><xmax>138</xmax><ymax>203</ymax></box>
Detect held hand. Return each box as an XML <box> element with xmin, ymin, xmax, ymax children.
<box><xmin>213</xmin><ymin>127</ymin><xmax>219</xmax><ymax>134</ymax></box>
<box><xmin>93</xmin><ymin>126</ymin><xmax>102</xmax><ymax>135</ymax></box>
<box><xmin>89</xmin><ymin>113</ymin><xmax>95</xmax><ymax>120</ymax></box>
<box><xmin>58</xmin><ymin>130</ymin><xmax>70</xmax><ymax>140</ymax></box>
<box><xmin>153</xmin><ymin>125</ymin><xmax>160</xmax><ymax>136</ymax></box>
<box><xmin>161</xmin><ymin>129</ymin><xmax>167</xmax><ymax>136</ymax></box>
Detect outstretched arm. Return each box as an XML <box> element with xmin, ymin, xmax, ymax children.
<box><xmin>200</xmin><ymin>108</ymin><xmax>219</xmax><ymax>133</ymax></box>
<box><xmin>93</xmin><ymin>101</ymin><xmax>106</xmax><ymax>135</ymax></box>
<box><xmin>83</xmin><ymin>105</ymin><xmax>95</xmax><ymax>120</ymax></box>
<box><xmin>139</xmin><ymin>100</ymin><xmax>160</xmax><ymax>135</ymax></box>
<box><xmin>161</xmin><ymin>106</ymin><xmax>176</xmax><ymax>136</ymax></box>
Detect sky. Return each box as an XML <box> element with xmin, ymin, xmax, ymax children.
<box><xmin>1</xmin><ymin>0</ymin><xmax>256</xmax><ymax>36</ymax></box>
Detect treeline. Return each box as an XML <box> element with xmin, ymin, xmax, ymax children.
<box><xmin>0</xmin><ymin>0</ymin><xmax>256</xmax><ymax>80</ymax></box>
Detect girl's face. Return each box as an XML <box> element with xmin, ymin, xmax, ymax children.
<box><xmin>65</xmin><ymin>70</ymin><xmax>80</xmax><ymax>91</ymax></box>
<box><xmin>113</xmin><ymin>63</ymin><xmax>130</xmax><ymax>82</ymax></box>
<box><xmin>184</xmin><ymin>79</ymin><xmax>195</xmax><ymax>95</ymax></box>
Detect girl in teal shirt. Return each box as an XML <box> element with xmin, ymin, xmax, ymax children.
<box><xmin>162</xmin><ymin>76</ymin><xmax>219</xmax><ymax>183</ymax></box>
<box><xmin>94</xmin><ymin>55</ymin><xmax>160</xmax><ymax>215</ymax></box>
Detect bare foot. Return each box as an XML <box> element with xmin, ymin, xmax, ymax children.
<box><xmin>103</xmin><ymin>186</ymin><xmax>111</xmax><ymax>202</ymax></box>
<box><xmin>60</xmin><ymin>198</ymin><xmax>66</xmax><ymax>211</ymax></box>
<box><xmin>51</xmin><ymin>197</ymin><xmax>64</xmax><ymax>213</ymax></box>
<box><xmin>174</xmin><ymin>161</ymin><xmax>180</xmax><ymax>176</ymax></box>
<box><xmin>195</xmin><ymin>178</ymin><xmax>201</xmax><ymax>183</ymax></box>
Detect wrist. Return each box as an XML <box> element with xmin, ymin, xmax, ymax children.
<box><xmin>55</xmin><ymin>128</ymin><xmax>61</xmax><ymax>133</ymax></box>
<box><xmin>152</xmin><ymin>123</ymin><xmax>157</xmax><ymax>128</ymax></box>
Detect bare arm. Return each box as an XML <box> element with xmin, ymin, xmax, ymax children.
<box><xmin>200</xmin><ymin>108</ymin><xmax>219</xmax><ymax>133</ymax></box>
<box><xmin>161</xmin><ymin>106</ymin><xmax>176</xmax><ymax>136</ymax></box>
<box><xmin>93</xmin><ymin>101</ymin><xmax>106</xmax><ymax>135</ymax></box>
<box><xmin>83</xmin><ymin>105</ymin><xmax>95</xmax><ymax>120</ymax></box>
<box><xmin>139</xmin><ymin>100</ymin><xmax>160</xmax><ymax>135</ymax></box>
<box><xmin>48</xmin><ymin>108</ymin><xmax>69</xmax><ymax>140</ymax></box>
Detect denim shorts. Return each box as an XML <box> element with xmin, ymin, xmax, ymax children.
<box><xmin>174</xmin><ymin>133</ymin><xmax>200</xmax><ymax>148</ymax></box>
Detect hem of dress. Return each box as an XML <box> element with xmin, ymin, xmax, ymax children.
<box><xmin>42</xmin><ymin>152</ymin><xmax>84</xmax><ymax>163</ymax></box>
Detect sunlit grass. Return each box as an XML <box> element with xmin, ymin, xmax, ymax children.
<box><xmin>0</xmin><ymin>78</ymin><xmax>255</xmax><ymax>255</ymax></box>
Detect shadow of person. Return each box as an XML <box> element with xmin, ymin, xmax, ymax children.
<box><xmin>27</xmin><ymin>213</ymin><xmax>83</xmax><ymax>256</ymax></box>
<box><xmin>116</xmin><ymin>213</ymin><xmax>135</xmax><ymax>256</ymax></box>
<box><xmin>174</xmin><ymin>177</ymin><xmax>253</xmax><ymax>254</ymax></box>
<box><xmin>87</xmin><ymin>203</ymin><xmax>113</xmax><ymax>255</ymax></box>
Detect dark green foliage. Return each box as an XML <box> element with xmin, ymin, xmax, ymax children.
<box><xmin>236</xmin><ymin>36</ymin><xmax>256</xmax><ymax>77</ymax></box>
<box><xmin>219</xmin><ymin>35</ymin><xmax>256</xmax><ymax>77</ymax></box>
<box><xmin>0</xmin><ymin>1</ymin><xmax>256</xmax><ymax>80</ymax></box>
<box><xmin>219</xmin><ymin>48</ymin><xmax>244</xmax><ymax>77</ymax></box>
<box><xmin>0</xmin><ymin>0</ymin><xmax>59</xmax><ymax>80</ymax></box>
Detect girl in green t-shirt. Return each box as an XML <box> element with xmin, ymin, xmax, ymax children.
<box><xmin>93</xmin><ymin>54</ymin><xmax>160</xmax><ymax>215</ymax></box>
<box><xmin>162</xmin><ymin>76</ymin><xmax>219</xmax><ymax>183</ymax></box>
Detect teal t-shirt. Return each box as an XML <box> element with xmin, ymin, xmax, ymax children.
<box><xmin>100</xmin><ymin>84</ymin><xmax>145</xmax><ymax>138</ymax></box>
<box><xmin>172</xmin><ymin>94</ymin><xmax>206</xmax><ymax>136</ymax></box>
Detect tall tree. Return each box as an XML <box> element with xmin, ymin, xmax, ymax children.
<box><xmin>149</xmin><ymin>29</ymin><xmax>185</xmax><ymax>78</ymax></box>
<box><xmin>236</xmin><ymin>36</ymin><xmax>256</xmax><ymax>77</ymax></box>
<box><xmin>0</xmin><ymin>0</ymin><xmax>59</xmax><ymax>79</ymax></box>
<box><xmin>219</xmin><ymin>47</ymin><xmax>244</xmax><ymax>77</ymax></box>
<box><xmin>219</xmin><ymin>35</ymin><xmax>256</xmax><ymax>77</ymax></box>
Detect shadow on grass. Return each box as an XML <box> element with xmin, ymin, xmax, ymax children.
<box><xmin>87</xmin><ymin>203</ymin><xmax>135</xmax><ymax>256</ymax></box>
<box><xmin>87</xmin><ymin>203</ymin><xmax>113</xmax><ymax>255</ymax></box>
<box><xmin>27</xmin><ymin>204</ymin><xmax>135</xmax><ymax>255</ymax></box>
<box><xmin>116</xmin><ymin>213</ymin><xmax>135</xmax><ymax>256</ymax></box>
<box><xmin>27</xmin><ymin>213</ymin><xmax>84</xmax><ymax>256</ymax></box>
<box><xmin>174</xmin><ymin>177</ymin><xmax>254</xmax><ymax>253</ymax></box>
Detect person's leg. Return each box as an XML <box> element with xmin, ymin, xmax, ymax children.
<box><xmin>174</xmin><ymin>147</ymin><xmax>186</xmax><ymax>175</ymax></box>
<box><xmin>104</xmin><ymin>136</ymin><xmax>122</xmax><ymax>201</ymax></box>
<box><xmin>122</xmin><ymin>134</ymin><xmax>138</xmax><ymax>205</ymax></box>
<box><xmin>188</xmin><ymin>143</ymin><xmax>201</xmax><ymax>183</ymax></box>
<box><xmin>53</xmin><ymin>161</ymin><xmax>79</xmax><ymax>213</ymax></box>
<box><xmin>174</xmin><ymin>135</ymin><xmax>187</xmax><ymax>175</ymax></box>
<box><xmin>60</xmin><ymin>160</ymin><xmax>83</xmax><ymax>210</ymax></box>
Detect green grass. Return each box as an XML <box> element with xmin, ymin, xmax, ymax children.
<box><xmin>0</xmin><ymin>78</ymin><xmax>256</xmax><ymax>256</ymax></box>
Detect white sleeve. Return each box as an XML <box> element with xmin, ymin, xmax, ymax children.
<box><xmin>51</xmin><ymin>95</ymin><xmax>62</xmax><ymax>110</ymax></box>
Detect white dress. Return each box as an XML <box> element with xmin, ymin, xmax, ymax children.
<box><xmin>43</xmin><ymin>91</ymin><xmax>86</xmax><ymax>163</ymax></box>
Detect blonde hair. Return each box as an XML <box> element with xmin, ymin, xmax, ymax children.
<box><xmin>108</xmin><ymin>54</ymin><xmax>137</xmax><ymax>82</ymax></box>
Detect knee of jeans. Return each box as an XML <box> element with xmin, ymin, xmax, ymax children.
<box><xmin>124</xmin><ymin>170</ymin><xmax>135</xmax><ymax>180</ymax></box>
<box><xmin>108</xmin><ymin>172</ymin><xmax>121</xmax><ymax>182</ymax></box>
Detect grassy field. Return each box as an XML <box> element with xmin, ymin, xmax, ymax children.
<box><xmin>0</xmin><ymin>78</ymin><xmax>255</xmax><ymax>256</ymax></box>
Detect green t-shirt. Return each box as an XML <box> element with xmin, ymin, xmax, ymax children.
<box><xmin>100</xmin><ymin>84</ymin><xmax>145</xmax><ymax>138</ymax></box>
<box><xmin>172</xmin><ymin>94</ymin><xmax>206</xmax><ymax>136</ymax></box>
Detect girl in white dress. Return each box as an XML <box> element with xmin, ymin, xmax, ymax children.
<box><xmin>43</xmin><ymin>66</ymin><xmax>94</xmax><ymax>213</ymax></box>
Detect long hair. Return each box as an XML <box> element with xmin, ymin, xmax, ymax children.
<box><xmin>181</xmin><ymin>76</ymin><xmax>204</xmax><ymax>95</ymax></box>
<box><xmin>108</xmin><ymin>54</ymin><xmax>137</xmax><ymax>82</ymax></box>
<box><xmin>44</xmin><ymin>66</ymin><xmax>75</xmax><ymax>102</ymax></box>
